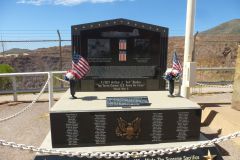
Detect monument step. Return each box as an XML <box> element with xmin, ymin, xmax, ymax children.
<box><xmin>50</xmin><ymin>91</ymin><xmax>201</xmax><ymax>148</ymax></box>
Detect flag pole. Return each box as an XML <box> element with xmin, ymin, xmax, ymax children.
<box><xmin>181</xmin><ymin>0</ymin><xmax>196</xmax><ymax>98</ymax></box>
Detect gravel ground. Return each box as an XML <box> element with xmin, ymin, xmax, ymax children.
<box><xmin>0</xmin><ymin>91</ymin><xmax>239</xmax><ymax>160</ymax></box>
<box><xmin>0</xmin><ymin>102</ymin><xmax>51</xmax><ymax>160</ymax></box>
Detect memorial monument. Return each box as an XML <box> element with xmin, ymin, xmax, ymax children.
<box><xmin>36</xmin><ymin>19</ymin><xmax>223</xmax><ymax>160</ymax></box>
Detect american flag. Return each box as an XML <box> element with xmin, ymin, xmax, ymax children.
<box><xmin>72</xmin><ymin>54</ymin><xmax>90</xmax><ymax>79</ymax></box>
<box><xmin>119</xmin><ymin>51</ymin><xmax>127</xmax><ymax>62</ymax></box>
<box><xmin>119</xmin><ymin>39</ymin><xmax>127</xmax><ymax>50</ymax></box>
<box><xmin>172</xmin><ymin>52</ymin><xmax>182</xmax><ymax>73</ymax></box>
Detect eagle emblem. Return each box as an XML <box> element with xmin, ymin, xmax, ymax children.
<box><xmin>115</xmin><ymin>117</ymin><xmax>141</xmax><ymax>140</ymax></box>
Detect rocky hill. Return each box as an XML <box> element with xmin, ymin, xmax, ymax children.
<box><xmin>201</xmin><ymin>19</ymin><xmax>240</xmax><ymax>35</ymax></box>
<box><xmin>2</xmin><ymin>48</ymin><xmax>31</xmax><ymax>55</ymax></box>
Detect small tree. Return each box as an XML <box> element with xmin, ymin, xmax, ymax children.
<box><xmin>0</xmin><ymin>64</ymin><xmax>15</xmax><ymax>90</ymax></box>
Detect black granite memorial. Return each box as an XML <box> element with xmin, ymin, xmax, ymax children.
<box><xmin>71</xmin><ymin>18</ymin><xmax>168</xmax><ymax>91</ymax></box>
<box><xmin>35</xmin><ymin>18</ymin><xmax>224</xmax><ymax>160</ymax></box>
<box><xmin>49</xmin><ymin>19</ymin><xmax>202</xmax><ymax>148</ymax></box>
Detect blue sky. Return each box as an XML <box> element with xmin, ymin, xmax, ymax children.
<box><xmin>0</xmin><ymin>0</ymin><xmax>239</xmax><ymax>50</ymax></box>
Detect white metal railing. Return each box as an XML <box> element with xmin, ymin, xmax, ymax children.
<box><xmin>196</xmin><ymin>67</ymin><xmax>235</xmax><ymax>71</ymax></box>
<box><xmin>0</xmin><ymin>67</ymin><xmax>235</xmax><ymax>106</ymax></box>
<box><xmin>0</xmin><ymin>71</ymin><xmax>66</xmax><ymax>108</ymax></box>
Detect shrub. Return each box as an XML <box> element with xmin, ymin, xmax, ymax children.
<box><xmin>0</xmin><ymin>64</ymin><xmax>15</xmax><ymax>90</ymax></box>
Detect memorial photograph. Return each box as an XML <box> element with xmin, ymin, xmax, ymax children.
<box><xmin>87</xmin><ymin>39</ymin><xmax>111</xmax><ymax>59</ymax></box>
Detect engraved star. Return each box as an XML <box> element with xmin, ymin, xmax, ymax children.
<box><xmin>203</xmin><ymin>149</ymin><xmax>217</xmax><ymax>160</ymax></box>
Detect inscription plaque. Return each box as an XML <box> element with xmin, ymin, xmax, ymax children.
<box><xmin>95</xmin><ymin>79</ymin><xmax>146</xmax><ymax>91</ymax></box>
<box><xmin>106</xmin><ymin>96</ymin><xmax>150</xmax><ymax>107</ymax></box>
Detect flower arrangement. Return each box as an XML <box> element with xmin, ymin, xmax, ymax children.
<box><xmin>163</xmin><ymin>68</ymin><xmax>181</xmax><ymax>81</ymax></box>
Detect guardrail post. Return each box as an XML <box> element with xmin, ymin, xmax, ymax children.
<box><xmin>12</xmin><ymin>76</ymin><xmax>17</xmax><ymax>101</ymax></box>
<box><xmin>48</xmin><ymin>72</ymin><xmax>54</xmax><ymax>109</ymax></box>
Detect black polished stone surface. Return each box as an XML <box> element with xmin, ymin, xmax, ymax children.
<box><xmin>71</xmin><ymin>18</ymin><xmax>168</xmax><ymax>91</ymax></box>
<box><xmin>50</xmin><ymin>109</ymin><xmax>201</xmax><ymax>148</ymax></box>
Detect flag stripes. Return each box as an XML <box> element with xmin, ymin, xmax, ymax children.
<box><xmin>119</xmin><ymin>39</ymin><xmax>127</xmax><ymax>50</ymax></box>
<box><xmin>172</xmin><ymin>52</ymin><xmax>182</xmax><ymax>73</ymax></box>
<box><xmin>119</xmin><ymin>51</ymin><xmax>127</xmax><ymax>62</ymax></box>
<box><xmin>119</xmin><ymin>39</ymin><xmax>127</xmax><ymax>62</ymax></box>
<box><xmin>72</xmin><ymin>55</ymin><xmax>90</xmax><ymax>79</ymax></box>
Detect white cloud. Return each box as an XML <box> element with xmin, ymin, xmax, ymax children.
<box><xmin>17</xmin><ymin>0</ymin><xmax>49</xmax><ymax>5</ymax></box>
<box><xmin>16</xmin><ymin>0</ymin><xmax>131</xmax><ymax>6</ymax></box>
<box><xmin>54</xmin><ymin>0</ymin><xmax>114</xmax><ymax>6</ymax></box>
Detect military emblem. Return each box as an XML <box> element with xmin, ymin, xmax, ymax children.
<box><xmin>203</xmin><ymin>149</ymin><xmax>217</xmax><ymax>160</ymax></box>
<box><xmin>116</xmin><ymin>117</ymin><xmax>141</xmax><ymax>140</ymax></box>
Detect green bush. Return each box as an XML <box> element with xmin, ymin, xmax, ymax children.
<box><xmin>0</xmin><ymin>64</ymin><xmax>15</xmax><ymax>90</ymax></box>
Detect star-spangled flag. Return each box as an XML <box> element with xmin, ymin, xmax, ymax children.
<box><xmin>71</xmin><ymin>54</ymin><xmax>90</xmax><ymax>79</ymax></box>
<box><xmin>119</xmin><ymin>51</ymin><xmax>127</xmax><ymax>62</ymax></box>
<box><xmin>172</xmin><ymin>52</ymin><xmax>182</xmax><ymax>73</ymax></box>
<box><xmin>119</xmin><ymin>39</ymin><xmax>127</xmax><ymax>50</ymax></box>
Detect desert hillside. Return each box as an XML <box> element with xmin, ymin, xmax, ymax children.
<box><xmin>201</xmin><ymin>19</ymin><xmax>240</xmax><ymax>35</ymax></box>
<box><xmin>0</xmin><ymin>46</ymin><xmax>72</xmax><ymax>72</ymax></box>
